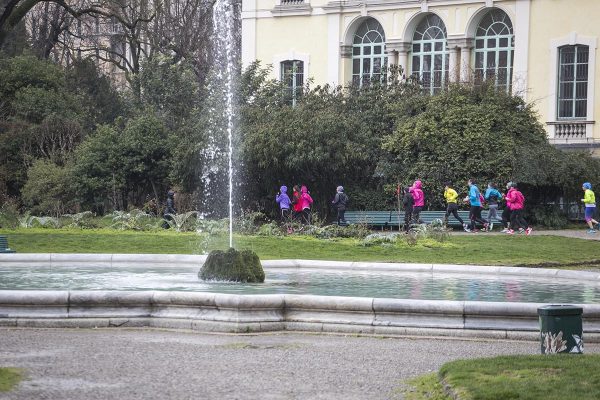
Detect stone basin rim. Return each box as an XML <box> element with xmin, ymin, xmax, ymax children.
<box><xmin>0</xmin><ymin>253</ymin><xmax>599</xmax><ymax>281</ymax></box>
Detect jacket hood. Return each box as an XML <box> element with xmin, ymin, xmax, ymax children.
<box><xmin>336</xmin><ymin>186</ymin><xmax>344</xmax><ymax>192</ymax></box>
<box><xmin>301</xmin><ymin>186</ymin><xmax>308</xmax><ymax>193</ymax></box>
<box><xmin>280</xmin><ymin>185</ymin><xmax>288</xmax><ymax>194</ymax></box>
<box><xmin>413</xmin><ymin>180</ymin><xmax>422</xmax><ymax>189</ymax></box>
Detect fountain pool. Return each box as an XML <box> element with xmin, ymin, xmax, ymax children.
<box><xmin>1</xmin><ymin>254</ymin><xmax>599</xmax><ymax>341</ymax></box>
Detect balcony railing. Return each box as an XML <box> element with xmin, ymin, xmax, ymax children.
<box><xmin>280</xmin><ymin>0</ymin><xmax>305</xmax><ymax>4</ymax></box>
<box><xmin>547</xmin><ymin>120</ymin><xmax>594</xmax><ymax>140</ymax></box>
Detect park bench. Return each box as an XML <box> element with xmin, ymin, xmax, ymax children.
<box><xmin>344</xmin><ymin>211</ymin><xmax>394</xmax><ymax>230</ymax></box>
<box><xmin>344</xmin><ymin>209</ymin><xmax>504</xmax><ymax>230</ymax></box>
<box><xmin>0</xmin><ymin>235</ymin><xmax>16</xmax><ymax>253</ymax></box>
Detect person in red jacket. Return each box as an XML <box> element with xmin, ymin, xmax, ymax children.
<box><xmin>505</xmin><ymin>182</ymin><xmax>532</xmax><ymax>235</ymax></box>
<box><xmin>291</xmin><ymin>185</ymin><xmax>303</xmax><ymax>221</ymax></box>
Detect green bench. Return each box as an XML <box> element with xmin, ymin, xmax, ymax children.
<box><xmin>343</xmin><ymin>211</ymin><xmax>395</xmax><ymax>229</ymax></box>
<box><xmin>344</xmin><ymin>210</ymin><xmax>504</xmax><ymax>229</ymax></box>
<box><xmin>0</xmin><ymin>235</ymin><xmax>16</xmax><ymax>253</ymax></box>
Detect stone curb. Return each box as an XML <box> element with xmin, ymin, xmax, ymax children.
<box><xmin>2</xmin><ymin>254</ymin><xmax>600</xmax><ymax>281</ymax></box>
<box><xmin>1</xmin><ymin>291</ymin><xmax>600</xmax><ymax>341</ymax></box>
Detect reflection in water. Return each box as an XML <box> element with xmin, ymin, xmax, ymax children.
<box><xmin>1</xmin><ymin>266</ymin><xmax>599</xmax><ymax>304</ymax></box>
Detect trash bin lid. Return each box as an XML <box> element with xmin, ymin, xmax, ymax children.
<box><xmin>537</xmin><ymin>304</ymin><xmax>583</xmax><ymax>316</ymax></box>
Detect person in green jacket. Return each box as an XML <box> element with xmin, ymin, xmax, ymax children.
<box><xmin>582</xmin><ymin>182</ymin><xmax>599</xmax><ymax>233</ymax></box>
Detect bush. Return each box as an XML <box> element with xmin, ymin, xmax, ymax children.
<box><xmin>234</xmin><ymin>211</ymin><xmax>268</xmax><ymax>234</ymax></box>
<box><xmin>199</xmin><ymin>248</ymin><xmax>265</xmax><ymax>283</ymax></box>
<box><xmin>526</xmin><ymin>205</ymin><xmax>568</xmax><ymax>229</ymax></box>
<box><xmin>361</xmin><ymin>232</ymin><xmax>404</xmax><ymax>246</ymax></box>
<box><xmin>0</xmin><ymin>198</ymin><xmax>20</xmax><ymax>229</ymax></box>
<box><xmin>312</xmin><ymin>223</ymin><xmax>371</xmax><ymax>239</ymax></box>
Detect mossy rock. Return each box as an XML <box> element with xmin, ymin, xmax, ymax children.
<box><xmin>199</xmin><ymin>248</ymin><xmax>265</xmax><ymax>283</ymax></box>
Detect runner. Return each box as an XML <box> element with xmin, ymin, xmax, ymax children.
<box><xmin>581</xmin><ymin>182</ymin><xmax>599</xmax><ymax>234</ymax></box>
<box><xmin>444</xmin><ymin>181</ymin><xmax>469</xmax><ymax>232</ymax></box>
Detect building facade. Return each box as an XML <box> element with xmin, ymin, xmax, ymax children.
<box><xmin>242</xmin><ymin>0</ymin><xmax>600</xmax><ymax>150</ymax></box>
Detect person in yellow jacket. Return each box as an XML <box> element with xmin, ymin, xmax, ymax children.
<box><xmin>444</xmin><ymin>182</ymin><xmax>470</xmax><ymax>232</ymax></box>
<box><xmin>582</xmin><ymin>182</ymin><xmax>599</xmax><ymax>233</ymax></box>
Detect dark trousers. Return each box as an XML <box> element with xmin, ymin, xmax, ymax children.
<box><xmin>502</xmin><ymin>208</ymin><xmax>512</xmax><ymax>228</ymax></box>
<box><xmin>302</xmin><ymin>208</ymin><xmax>311</xmax><ymax>225</ymax></box>
<box><xmin>469</xmin><ymin>206</ymin><xmax>487</xmax><ymax>230</ymax></box>
<box><xmin>336</xmin><ymin>208</ymin><xmax>347</xmax><ymax>225</ymax></box>
<box><xmin>280</xmin><ymin>208</ymin><xmax>290</xmax><ymax>221</ymax></box>
<box><xmin>403</xmin><ymin>210</ymin><xmax>412</xmax><ymax>232</ymax></box>
<box><xmin>510</xmin><ymin>208</ymin><xmax>528</xmax><ymax>230</ymax></box>
<box><xmin>412</xmin><ymin>206</ymin><xmax>423</xmax><ymax>224</ymax></box>
<box><xmin>445</xmin><ymin>203</ymin><xmax>464</xmax><ymax>225</ymax></box>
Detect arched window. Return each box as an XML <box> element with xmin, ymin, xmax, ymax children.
<box><xmin>474</xmin><ymin>9</ymin><xmax>514</xmax><ymax>91</ymax></box>
<box><xmin>352</xmin><ymin>18</ymin><xmax>387</xmax><ymax>86</ymax></box>
<box><xmin>281</xmin><ymin>60</ymin><xmax>304</xmax><ymax>106</ymax></box>
<box><xmin>411</xmin><ymin>14</ymin><xmax>448</xmax><ymax>94</ymax></box>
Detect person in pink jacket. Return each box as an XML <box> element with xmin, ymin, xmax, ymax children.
<box><xmin>300</xmin><ymin>185</ymin><xmax>313</xmax><ymax>224</ymax></box>
<box><xmin>409</xmin><ymin>180</ymin><xmax>425</xmax><ymax>224</ymax></box>
<box><xmin>505</xmin><ymin>182</ymin><xmax>532</xmax><ymax>235</ymax></box>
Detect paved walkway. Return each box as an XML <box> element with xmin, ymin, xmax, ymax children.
<box><xmin>452</xmin><ymin>228</ymin><xmax>600</xmax><ymax>241</ymax></box>
<box><xmin>2</xmin><ymin>328</ymin><xmax>599</xmax><ymax>400</ymax></box>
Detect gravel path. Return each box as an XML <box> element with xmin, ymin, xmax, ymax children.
<box><xmin>2</xmin><ymin>328</ymin><xmax>599</xmax><ymax>400</ymax></box>
<box><xmin>451</xmin><ymin>228</ymin><xmax>600</xmax><ymax>241</ymax></box>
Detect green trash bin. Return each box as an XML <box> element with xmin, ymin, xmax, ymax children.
<box><xmin>538</xmin><ymin>304</ymin><xmax>583</xmax><ymax>354</ymax></box>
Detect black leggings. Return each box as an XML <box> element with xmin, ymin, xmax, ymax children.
<box><xmin>469</xmin><ymin>206</ymin><xmax>488</xmax><ymax>230</ymax></box>
<box><xmin>403</xmin><ymin>210</ymin><xmax>412</xmax><ymax>232</ymax></box>
<box><xmin>510</xmin><ymin>209</ymin><xmax>528</xmax><ymax>230</ymax></box>
<box><xmin>445</xmin><ymin>203</ymin><xmax>464</xmax><ymax>225</ymax></box>
<box><xmin>302</xmin><ymin>208</ymin><xmax>311</xmax><ymax>225</ymax></box>
<box><xmin>337</xmin><ymin>208</ymin><xmax>346</xmax><ymax>225</ymax></box>
<box><xmin>502</xmin><ymin>208</ymin><xmax>512</xmax><ymax>228</ymax></box>
<box><xmin>412</xmin><ymin>206</ymin><xmax>423</xmax><ymax>224</ymax></box>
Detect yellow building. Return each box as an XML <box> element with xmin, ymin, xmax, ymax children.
<box><xmin>242</xmin><ymin>0</ymin><xmax>600</xmax><ymax>150</ymax></box>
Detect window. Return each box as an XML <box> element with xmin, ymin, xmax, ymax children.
<box><xmin>474</xmin><ymin>9</ymin><xmax>514</xmax><ymax>92</ymax></box>
<box><xmin>352</xmin><ymin>18</ymin><xmax>387</xmax><ymax>86</ymax></box>
<box><xmin>412</xmin><ymin>14</ymin><xmax>448</xmax><ymax>94</ymax></box>
<box><xmin>281</xmin><ymin>60</ymin><xmax>304</xmax><ymax>106</ymax></box>
<box><xmin>557</xmin><ymin>45</ymin><xmax>589</xmax><ymax>119</ymax></box>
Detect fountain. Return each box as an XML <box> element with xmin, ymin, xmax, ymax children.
<box><xmin>1</xmin><ymin>0</ymin><xmax>600</xmax><ymax>342</ymax></box>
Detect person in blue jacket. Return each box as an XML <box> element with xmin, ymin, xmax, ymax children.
<box><xmin>467</xmin><ymin>179</ymin><xmax>489</xmax><ymax>232</ymax></box>
<box><xmin>484</xmin><ymin>182</ymin><xmax>503</xmax><ymax>231</ymax></box>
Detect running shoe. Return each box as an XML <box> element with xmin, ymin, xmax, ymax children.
<box><xmin>463</xmin><ymin>224</ymin><xmax>471</xmax><ymax>232</ymax></box>
<box><xmin>588</xmin><ymin>229</ymin><xmax>597</xmax><ymax>234</ymax></box>
<box><xmin>483</xmin><ymin>223</ymin><xmax>489</xmax><ymax>232</ymax></box>
<box><xmin>518</xmin><ymin>228</ymin><xmax>525</xmax><ymax>234</ymax></box>
<box><xmin>501</xmin><ymin>228</ymin><xmax>509</xmax><ymax>233</ymax></box>
<box><xmin>507</xmin><ymin>229</ymin><xmax>515</xmax><ymax>235</ymax></box>
<box><xmin>525</xmin><ymin>227</ymin><xmax>532</xmax><ymax>236</ymax></box>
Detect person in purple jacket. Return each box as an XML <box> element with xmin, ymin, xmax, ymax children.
<box><xmin>275</xmin><ymin>185</ymin><xmax>291</xmax><ymax>221</ymax></box>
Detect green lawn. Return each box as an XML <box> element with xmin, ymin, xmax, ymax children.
<box><xmin>0</xmin><ymin>368</ymin><xmax>22</xmax><ymax>392</ymax></box>
<box><xmin>1</xmin><ymin>228</ymin><xmax>600</xmax><ymax>266</ymax></box>
<box><xmin>405</xmin><ymin>354</ymin><xmax>600</xmax><ymax>400</ymax></box>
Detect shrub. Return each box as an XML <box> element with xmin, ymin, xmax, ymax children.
<box><xmin>526</xmin><ymin>205</ymin><xmax>568</xmax><ymax>229</ymax></box>
<box><xmin>0</xmin><ymin>198</ymin><xmax>20</xmax><ymax>229</ymax></box>
<box><xmin>199</xmin><ymin>248</ymin><xmax>265</xmax><ymax>283</ymax></box>
<box><xmin>312</xmin><ymin>223</ymin><xmax>371</xmax><ymax>239</ymax></box>
<box><xmin>234</xmin><ymin>211</ymin><xmax>268</xmax><ymax>234</ymax></box>
<box><xmin>61</xmin><ymin>211</ymin><xmax>96</xmax><ymax>229</ymax></box>
<box><xmin>108</xmin><ymin>210</ymin><xmax>159</xmax><ymax>230</ymax></box>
